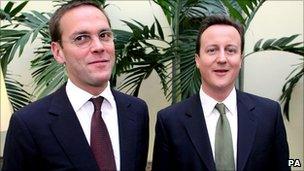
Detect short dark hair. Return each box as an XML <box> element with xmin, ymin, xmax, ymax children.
<box><xmin>195</xmin><ymin>15</ymin><xmax>244</xmax><ymax>54</ymax></box>
<box><xmin>49</xmin><ymin>0</ymin><xmax>111</xmax><ymax>43</ymax></box>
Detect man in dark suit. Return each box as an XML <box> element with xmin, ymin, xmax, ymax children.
<box><xmin>2</xmin><ymin>1</ymin><xmax>149</xmax><ymax>171</ymax></box>
<box><xmin>152</xmin><ymin>15</ymin><xmax>289</xmax><ymax>171</ymax></box>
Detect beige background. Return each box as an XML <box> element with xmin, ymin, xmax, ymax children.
<box><xmin>1</xmin><ymin>1</ymin><xmax>303</xmax><ymax>170</ymax></box>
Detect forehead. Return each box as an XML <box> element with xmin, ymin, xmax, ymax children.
<box><xmin>59</xmin><ymin>5</ymin><xmax>110</xmax><ymax>35</ymax></box>
<box><xmin>201</xmin><ymin>24</ymin><xmax>241</xmax><ymax>44</ymax></box>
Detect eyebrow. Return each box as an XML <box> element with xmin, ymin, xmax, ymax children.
<box><xmin>70</xmin><ymin>28</ymin><xmax>112</xmax><ymax>39</ymax></box>
<box><xmin>70</xmin><ymin>31</ymin><xmax>89</xmax><ymax>40</ymax></box>
<box><xmin>99</xmin><ymin>28</ymin><xmax>111</xmax><ymax>32</ymax></box>
<box><xmin>226</xmin><ymin>44</ymin><xmax>239</xmax><ymax>48</ymax></box>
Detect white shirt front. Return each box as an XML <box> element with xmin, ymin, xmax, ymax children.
<box><xmin>66</xmin><ymin>79</ymin><xmax>120</xmax><ymax>170</ymax></box>
<box><xmin>199</xmin><ymin>87</ymin><xmax>238</xmax><ymax>168</ymax></box>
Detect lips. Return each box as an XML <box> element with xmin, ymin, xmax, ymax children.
<box><xmin>214</xmin><ymin>69</ymin><xmax>229</xmax><ymax>73</ymax></box>
<box><xmin>213</xmin><ymin>69</ymin><xmax>229</xmax><ymax>77</ymax></box>
<box><xmin>88</xmin><ymin>59</ymin><xmax>109</xmax><ymax>65</ymax></box>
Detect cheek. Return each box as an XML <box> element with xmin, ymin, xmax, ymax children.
<box><xmin>105</xmin><ymin>42</ymin><xmax>115</xmax><ymax>52</ymax></box>
<box><xmin>230</xmin><ymin>56</ymin><xmax>242</xmax><ymax>68</ymax></box>
<box><xmin>196</xmin><ymin>58</ymin><xmax>205</xmax><ymax>70</ymax></box>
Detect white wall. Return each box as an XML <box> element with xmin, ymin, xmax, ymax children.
<box><xmin>244</xmin><ymin>1</ymin><xmax>303</xmax><ymax>170</ymax></box>
<box><xmin>1</xmin><ymin>1</ymin><xmax>303</xmax><ymax>168</ymax></box>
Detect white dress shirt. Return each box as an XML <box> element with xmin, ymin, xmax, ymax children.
<box><xmin>199</xmin><ymin>87</ymin><xmax>238</xmax><ymax>168</ymax></box>
<box><xmin>66</xmin><ymin>79</ymin><xmax>120</xmax><ymax>170</ymax></box>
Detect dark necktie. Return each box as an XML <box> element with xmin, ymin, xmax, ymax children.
<box><xmin>215</xmin><ymin>103</ymin><xmax>235</xmax><ymax>171</ymax></box>
<box><xmin>90</xmin><ymin>96</ymin><xmax>116</xmax><ymax>171</ymax></box>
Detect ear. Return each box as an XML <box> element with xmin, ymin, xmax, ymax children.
<box><xmin>51</xmin><ymin>42</ymin><xmax>65</xmax><ymax>64</ymax></box>
<box><xmin>195</xmin><ymin>54</ymin><xmax>200</xmax><ymax>68</ymax></box>
<box><xmin>239</xmin><ymin>54</ymin><xmax>244</xmax><ymax>69</ymax></box>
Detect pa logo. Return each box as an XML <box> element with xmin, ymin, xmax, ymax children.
<box><xmin>288</xmin><ymin>159</ymin><xmax>301</xmax><ymax>167</ymax></box>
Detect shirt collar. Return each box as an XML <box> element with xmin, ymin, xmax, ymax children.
<box><xmin>99</xmin><ymin>82</ymin><xmax>115</xmax><ymax>109</ymax></box>
<box><xmin>199</xmin><ymin>87</ymin><xmax>237</xmax><ymax>117</ymax></box>
<box><xmin>222</xmin><ymin>88</ymin><xmax>237</xmax><ymax>115</ymax></box>
<box><xmin>200</xmin><ymin>88</ymin><xmax>218</xmax><ymax>117</ymax></box>
<box><xmin>66</xmin><ymin>79</ymin><xmax>115</xmax><ymax>112</ymax></box>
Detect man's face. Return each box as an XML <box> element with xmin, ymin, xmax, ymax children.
<box><xmin>195</xmin><ymin>24</ymin><xmax>242</xmax><ymax>95</ymax></box>
<box><xmin>51</xmin><ymin>5</ymin><xmax>115</xmax><ymax>95</ymax></box>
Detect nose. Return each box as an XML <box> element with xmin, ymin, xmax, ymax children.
<box><xmin>90</xmin><ymin>36</ymin><xmax>105</xmax><ymax>53</ymax></box>
<box><xmin>217</xmin><ymin>49</ymin><xmax>227</xmax><ymax>63</ymax></box>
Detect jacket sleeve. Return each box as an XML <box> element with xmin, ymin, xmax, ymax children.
<box><xmin>2</xmin><ymin>113</ymin><xmax>43</xmax><ymax>171</ymax></box>
<box><xmin>152</xmin><ymin>111</ymin><xmax>173</xmax><ymax>171</ymax></box>
<box><xmin>273</xmin><ymin>102</ymin><xmax>290</xmax><ymax>171</ymax></box>
<box><xmin>138</xmin><ymin>101</ymin><xmax>150</xmax><ymax>171</ymax></box>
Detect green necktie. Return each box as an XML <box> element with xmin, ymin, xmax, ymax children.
<box><xmin>215</xmin><ymin>103</ymin><xmax>235</xmax><ymax>171</ymax></box>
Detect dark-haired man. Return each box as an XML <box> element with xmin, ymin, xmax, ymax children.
<box><xmin>2</xmin><ymin>1</ymin><xmax>149</xmax><ymax>171</ymax></box>
<box><xmin>152</xmin><ymin>15</ymin><xmax>289</xmax><ymax>171</ymax></box>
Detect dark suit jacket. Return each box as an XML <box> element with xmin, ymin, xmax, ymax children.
<box><xmin>152</xmin><ymin>91</ymin><xmax>290</xmax><ymax>171</ymax></box>
<box><xmin>2</xmin><ymin>85</ymin><xmax>149</xmax><ymax>171</ymax></box>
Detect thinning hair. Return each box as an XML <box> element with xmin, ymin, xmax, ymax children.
<box><xmin>49</xmin><ymin>0</ymin><xmax>111</xmax><ymax>43</ymax></box>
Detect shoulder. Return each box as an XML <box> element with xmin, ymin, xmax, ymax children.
<box><xmin>237</xmin><ymin>90</ymin><xmax>280</xmax><ymax>107</ymax></box>
<box><xmin>237</xmin><ymin>91</ymin><xmax>283</xmax><ymax>122</ymax></box>
<box><xmin>14</xmin><ymin>93</ymin><xmax>54</xmax><ymax>116</ymax></box>
<box><xmin>12</xmin><ymin>86</ymin><xmax>65</xmax><ymax>122</ymax></box>
<box><xmin>112</xmin><ymin>89</ymin><xmax>147</xmax><ymax>106</ymax></box>
<box><xmin>158</xmin><ymin>94</ymin><xmax>200</xmax><ymax>118</ymax></box>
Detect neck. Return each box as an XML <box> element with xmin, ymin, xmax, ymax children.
<box><xmin>202</xmin><ymin>85</ymin><xmax>234</xmax><ymax>102</ymax></box>
<box><xmin>87</xmin><ymin>85</ymin><xmax>107</xmax><ymax>96</ymax></box>
<box><xmin>70</xmin><ymin>79</ymin><xmax>108</xmax><ymax>96</ymax></box>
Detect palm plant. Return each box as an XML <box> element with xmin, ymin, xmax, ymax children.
<box><xmin>1</xmin><ymin>1</ymin><xmax>31</xmax><ymax>111</ymax></box>
<box><xmin>221</xmin><ymin>0</ymin><xmax>303</xmax><ymax>120</ymax></box>
<box><xmin>117</xmin><ymin>0</ymin><xmax>303</xmax><ymax>119</ymax></box>
<box><xmin>113</xmin><ymin>19</ymin><xmax>168</xmax><ymax>96</ymax></box>
<box><xmin>252</xmin><ymin>35</ymin><xmax>303</xmax><ymax>120</ymax></box>
<box><xmin>0</xmin><ymin>0</ymin><xmax>303</xmax><ymax>120</ymax></box>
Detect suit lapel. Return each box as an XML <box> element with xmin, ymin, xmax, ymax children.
<box><xmin>183</xmin><ymin>95</ymin><xmax>216</xmax><ymax>171</ymax></box>
<box><xmin>112</xmin><ymin>90</ymin><xmax>137</xmax><ymax>171</ymax></box>
<box><xmin>236</xmin><ymin>91</ymin><xmax>257</xmax><ymax>171</ymax></box>
<box><xmin>48</xmin><ymin>86</ymin><xmax>99</xmax><ymax>170</ymax></box>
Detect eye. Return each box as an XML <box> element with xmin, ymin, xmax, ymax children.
<box><xmin>226</xmin><ymin>46</ymin><xmax>237</xmax><ymax>55</ymax></box>
<box><xmin>99</xmin><ymin>31</ymin><xmax>113</xmax><ymax>41</ymax></box>
<box><xmin>73</xmin><ymin>34</ymin><xmax>91</xmax><ymax>45</ymax></box>
<box><xmin>206</xmin><ymin>47</ymin><xmax>217</xmax><ymax>55</ymax></box>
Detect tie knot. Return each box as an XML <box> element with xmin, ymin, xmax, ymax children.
<box><xmin>215</xmin><ymin>103</ymin><xmax>226</xmax><ymax>115</ymax></box>
<box><xmin>90</xmin><ymin>96</ymin><xmax>104</xmax><ymax>111</ymax></box>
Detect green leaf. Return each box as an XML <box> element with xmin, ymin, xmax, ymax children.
<box><xmin>5</xmin><ymin>73</ymin><xmax>31</xmax><ymax>111</ymax></box>
<box><xmin>236</xmin><ymin>0</ymin><xmax>250</xmax><ymax>16</ymax></box>
<box><xmin>154</xmin><ymin>17</ymin><xmax>164</xmax><ymax>40</ymax></box>
<box><xmin>276</xmin><ymin>34</ymin><xmax>299</xmax><ymax>46</ymax></box>
<box><xmin>3</xmin><ymin>2</ymin><xmax>14</xmax><ymax>13</ymax></box>
<box><xmin>253</xmin><ymin>39</ymin><xmax>263</xmax><ymax>51</ymax></box>
<box><xmin>150</xmin><ymin>23</ymin><xmax>156</xmax><ymax>38</ymax></box>
<box><xmin>0</xmin><ymin>9</ymin><xmax>12</xmax><ymax>22</ymax></box>
<box><xmin>221</xmin><ymin>0</ymin><xmax>245</xmax><ymax>25</ymax></box>
<box><xmin>10</xmin><ymin>1</ymin><xmax>28</xmax><ymax>17</ymax></box>
<box><xmin>261</xmin><ymin>38</ymin><xmax>276</xmax><ymax>49</ymax></box>
<box><xmin>31</xmin><ymin>10</ymin><xmax>49</xmax><ymax>23</ymax></box>
<box><xmin>279</xmin><ymin>63</ymin><xmax>303</xmax><ymax>120</ymax></box>
<box><xmin>18</xmin><ymin>32</ymin><xmax>31</xmax><ymax>56</ymax></box>
<box><xmin>252</xmin><ymin>35</ymin><xmax>303</xmax><ymax>57</ymax></box>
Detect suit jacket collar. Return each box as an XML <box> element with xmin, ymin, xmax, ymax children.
<box><xmin>112</xmin><ymin>89</ymin><xmax>137</xmax><ymax>171</ymax></box>
<box><xmin>184</xmin><ymin>91</ymin><xmax>258</xmax><ymax>171</ymax></box>
<box><xmin>236</xmin><ymin>90</ymin><xmax>257</xmax><ymax>171</ymax></box>
<box><xmin>48</xmin><ymin>85</ymin><xmax>99</xmax><ymax>170</ymax></box>
<box><xmin>48</xmin><ymin>86</ymin><xmax>138</xmax><ymax>170</ymax></box>
<box><xmin>183</xmin><ymin>94</ymin><xmax>216</xmax><ymax>171</ymax></box>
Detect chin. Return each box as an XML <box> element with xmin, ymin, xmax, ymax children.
<box><xmin>89</xmin><ymin>76</ymin><xmax>110</xmax><ymax>85</ymax></box>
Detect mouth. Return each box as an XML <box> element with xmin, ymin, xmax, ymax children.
<box><xmin>88</xmin><ymin>59</ymin><xmax>110</xmax><ymax>65</ymax></box>
<box><xmin>213</xmin><ymin>69</ymin><xmax>229</xmax><ymax>75</ymax></box>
